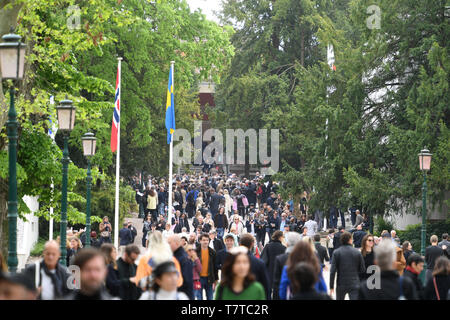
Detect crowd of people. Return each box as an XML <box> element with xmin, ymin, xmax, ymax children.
<box><xmin>0</xmin><ymin>172</ymin><xmax>449</xmax><ymax>301</ymax></box>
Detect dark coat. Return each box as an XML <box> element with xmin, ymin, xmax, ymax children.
<box><xmin>424</xmin><ymin>274</ymin><xmax>450</xmax><ymax>300</ymax></box>
<box><xmin>63</xmin><ymin>287</ymin><xmax>116</xmax><ymax>300</ymax></box>
<box><xmin>211</xmin><ymin>238</ymin><xmax>225</xmax><ymax>253</ymax></box>
<box><xmin>174</xmin><ymin>246</ymin><xmax>194</xmax><ymax>300</ymax></box>
<box><xmin>291</xmin><ymin>288</ymin><xmax>332</xmax><ymax>300</ymax></box>
<box><xmin>119</xmin><ymin>228</ymin><xmax>133</xmax><ymax>246</ymax></box>
<box><xmin>261</xmin><ymin>240</ymin><xmax>286</xmax><ymax>290</ymax></box>
<box><xmin>358</xmin><ymin>270</ymin><xmax>418</xmax><ymax>300</ymax></box>
<box><xmin>352</xmin><ymin>230</ymin><xmax>366</xmax><ymax>248</ymax></box>
<box><xmin>333</xmin><ymin>231</ymin><xmax>344</xmax><ymax>250</ymax></box>
<box><xmin>314</xmin><ymin>242</ymin><xmax>330</xmax><ymax>267</ymax></box>
<box><xmin>23</xmin><ymin>260</ymin><xmax>71</xmax><ymax>299</ymax></box>
<box><xmin>329</xmin><ymin>244</ymin><xmax>365</xmax><ymax>289</ymax></box>
<box><xmin>272</xmin><ymin>252</ymin><xmax>289</xmax><ymax>300</ymax></box>
<box><xmin>248</xmin><ymin>252</ymin><xmax>270</xmax><ymax>300</ymax></box>
<box><xmin>216</xmin><ymin>248</ymin><xmax>230</xmax><ymax>271</ymax></box>
<box><xmin>195</xmin><ymin>246</ymin><xmax>218</xmax><ymax>285</ymax></box>
<box><xmin>268</xmin><ymin>213</ymin><xmax>281</xmax><ymax>232</ymax></box>
<box><xmin>404</xmin><ymin>268</ymin><xmax>424</xmax><ymax>300</ymax></box>
<box><xmin>209</xmin><ymin>193</ymin><xmax>224</xmax><ymax>214</ymax></box>
<box><xmin>213</xmin><ymin>213</ymin><xmax>228</xmax><ymax>230</ymax></box>
<box><xmin>174</xmin><ymin>217</ymin><xmax>190</xmax><ymax>233</ymax></box>
<box><xmin>116</xmin><ymin>258</ymin><xmax>141</xmax><ymax>300</ymax></box>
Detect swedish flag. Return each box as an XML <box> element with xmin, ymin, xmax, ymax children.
<box><xmin>165</xmin><ymin>62</ymin><xmax>175</xmax><ymax>144</ymax></box>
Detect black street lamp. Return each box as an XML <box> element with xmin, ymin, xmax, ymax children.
<box><xmin>56</xmin><ymin>98</ymin><xmax>76</xmax><ymax>266</ymax></box>
<box><xmin>81</xmin><ymin>132</ymin><xmax>96</xmax><ymax>248</ymax></box>
<box><xmin>0</xmin><ymin>30</ymin><xmax>26</xmax><ymax>273</ymax></box>
<box><xmin>418</xmin><ymin>147</ymin><xmax>432</xmax><ymax>285</ymax></box>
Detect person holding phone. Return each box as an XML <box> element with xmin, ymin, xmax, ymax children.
<box><xmin>99</xmin><ymin>216</ymin><xmax>112</xmax><ymax>245</ymax></box>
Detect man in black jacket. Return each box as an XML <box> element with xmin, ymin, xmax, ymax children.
<box><xmin>352</xmin><ymin>224</ymin><xmax>367</xmax><ymax>249</ymax></box>
<box><xmin>23</xmin><ymin>240</ymin><xmax>71</xmax><ymax>300</ymax></box>
<box><xmin>216</xmin><ymin>234</ymin><xmax>235</xmax><ymax>271</ymax></box>
<box><xmin>333</xmin><ymin>226</ymin><xmax>345</xmax><ymax>250</ymax></box>
<box><xmin>314</xmin><ymin>234</ymin><xmax>330</xmax><ymax>268</ymax></box>
<box><xmin>358</xmin><ymin>240</ymin><xmax>418</xmax><ymax>300</ymax></box>
<box><xmin>240</xmin><ymin>234</ymin><xmax>270</xmax><ymax>299</ymax></box>
<box><xmin>196</xmin><ymin>233</ymin><xmax>219</xmax><ymax>300</ymax></box>
<box><xmin>168</xmin><ymin>234</ymin><xmax>194</xmax><ymax>299</ymax></box>
<box><xmin>261</xmin><ymin>230</ymin><xmax>286</xmax><ymax>299</ymax></box>
<box><xmin>209</xmin><ymin>230</ymin><xmax>225</xmax><ymax>252</ymax></box>
<box><xmin>329</xmin><ymin>231</ymin><xmax>365</xmax><ymax>300</ymax></box>
<box><xmin>273</xmin><ymin>232</ymin><xmax>302</xmax><ymax>300</ymax></box>
<box><xmin>115</xmin><ymin>245</ymin><xmax>141</xmax><ymax>300</ymax></box>
<box><xmin>404</xmin><ymin>253</ymin><xmax>425</xmax><ymax>300</ymax></box>
<box><xmin>425</xmin><ymin>235</ymin><xmax>445</xmax><ymax>285</ymax></box>
<box><xmin>208</xmin><ymin>188</ymin><xmax>224</xmax><ymax>219</ymax></box>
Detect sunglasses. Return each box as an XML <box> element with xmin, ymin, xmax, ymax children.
<box><xmin>367</xmin><ymin>239</ymin><xmax>374</xmax><ymax>242</ymax></box>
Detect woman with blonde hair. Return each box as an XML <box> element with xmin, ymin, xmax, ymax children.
<box><xmin>223</xmin><ymin>189</ymin><xmax>232</xmax><ymax>216</ymax></box>
<box><xmin>204</xmin><ymin>212</ymin><xmax>215</xmax><ymax>230</ymax></box>
<box><xmin>135</xmin><ymin>231</ymin><xmax>183</xmax><ymax>290</ymax></box>
<box><xmin>196</xmin><ymin>192</ymin><xmax>204</xmax><ymax>211</ymax></box>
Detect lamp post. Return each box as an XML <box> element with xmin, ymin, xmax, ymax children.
<box><xmin>418</xmin><ymin>147</ymin><xmax>432</xmax><ymax>285</ymax></box>
<box><xmin>0</xmin><ymin>30</ymin><xmax>26</xmax><ymax>273</ymax></box>
<box><xmin>56</xmin><ymin>98</ymin><xmax>76</xmax><ymax>266</ymax></box>
<box><xmin>82</xmin><ymin>133</ymin><xmax>96</xmax><ymax>248</ymax></box>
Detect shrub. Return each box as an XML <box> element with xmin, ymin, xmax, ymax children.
<box><xmin>374</xmin><ymin>215</ymin><xmax>395</xmax><ymax>236</ymax></box>
<box><xmin>397</xmin><ymin>218</ymin><xmax>450</xmax><ymax>253</ymax></box>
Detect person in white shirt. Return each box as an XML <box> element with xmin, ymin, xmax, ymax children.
<box><xmin>162</xmin><ymin>223</ymin><xmax>174</xmax><ymax>239</ymax></box>
<box><xmin>304</xmin><ymin>215</ymin><xmax>318</xmax><ymax>237</ymax></box>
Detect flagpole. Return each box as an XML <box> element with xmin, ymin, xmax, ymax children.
<box><xmin>168</xmin><ymin>61</ymin><xmax>175</xmax><ymax>223</ymax></box>
<box><xmin>114</xmin><ymin>57</ymin><xmax>122</xmax><ymax>249</ymax></box>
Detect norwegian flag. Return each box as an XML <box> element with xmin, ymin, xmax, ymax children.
<box><xmin>110</xmin><ymin>63</ymin><xmax>121</xmax><ymax>153</ymax></box>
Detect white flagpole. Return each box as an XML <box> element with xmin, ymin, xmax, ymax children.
<box><xmin>168</xmin><ymin>61</ymin><xmax>175</xmax><ymax>223</ymax></box>
<box><xmin>114</xmin><ymin>57</ymin><xmax>122</xmax><ymax>249</ymax></box>
<box><xmin>49</xmin><ymin>96</ymin><xmax>56</xmax><ymax>241</ymax></box>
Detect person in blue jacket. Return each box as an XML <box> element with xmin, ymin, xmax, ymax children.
<box><xmin>278</xmin><ymin>240</ymin><xmax>327</xmax><ymax>299</ymax></box>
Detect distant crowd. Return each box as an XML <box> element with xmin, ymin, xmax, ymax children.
<box><xmin>0</xmin><ymin>172</ymin><xmax>448</xmax><ymax>300</ymax></box>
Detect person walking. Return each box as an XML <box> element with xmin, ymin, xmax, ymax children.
<box><xmin>289</xmin><ymin>262</ymin><xmax>332</xmax><ymax>300</ymax></box>
<box><xmin>272</xmin><ymin>232</ymin><xmax>302</xmax><ymax>300</ymax></box>
<box><xmin>329</xmin><ymin>231</ymin><xmax>365</xmax><ymax>300</ymax></box>
<box><xmin>404</xmin><ymin>253</ymin><xmax>425</xmax><ymax>300</ymax></box>
<box><xmin>352</xmin><ymin>225</ymin><xmax>367</xmax><ymax>249</ymax></box>
<box><xmin>196</xmin><ymin>233</ymin><xmax>219</xmax><ymax>300</ymax></box>
<box><xmin>147</xmin><ymin>188</ymin><xmax>158</xmax><ymax>222</ymax></box>
<box><xmin>424</xmin><ymin>256</ymin><xmax>450</xmax><ymax>300</ymax></box>
<box><xmin>119</xmin><ymin>222</ymin><xmax>133</xmax><ymax>248</ymax></box>
<box><xmin>359</xmin><ymin>234</ymin><xmax>375</xmax><ymax>281</ymax></box>
<box><xmin>239</xmin><ymin>234</ymin><xmax>270</xmax><ymax>299</ymax></box>
<box><xmin>304</xmin><ymin>215</ymin><xmax>318</xmax><ymax>237</ymax></box>
<box><xmin>314</xmin><ymin>234</ymin><xmax>330</xmax><ymax>269</ymax></box>
<box><xmin>186</xmin><ymin>245</ymin><xmax>202</xmax><ymax>300</ymax></box>
<box><xmin>168</xmin><ymin>234</ymin><xmax>194</xmax><ymax>300</ymax></box>
<box><xmin>64</xmin><ymin>248</ymin><xmax>117</xmax><ymax>300</ymax></box>
<box><xmin>279</xmin><ymin>240</ymin><xmax>327</xmax><ymax>300</ymax></box>
<box><xmin>214</xmin><ymin>246</ymin><xmax>265</xmax><ymax>300</ymax></box>
<box><xmin>358</xmin><ymin>240</ymin><xmax>418</xmax><ymax>300</ymax></box>
<box><xmin>213</xmin><ymin>207</ymin><xmax>228</xmax><ymax>240</ymax></box>
<box><xmin>23</xmin><ymin>240</ymin><xmax>71</xmax><ymax>300</ymax></box>
<box><xmin>260</xmin><ymin>231</ymin><xmax>286</xmax><ymax>298</ymax></box>
<box><xmin>425</xmin><ymin>235</ymin><xmax>446</xmax><ymax>285</ymax></box>
<box><xmin>139</xmin><ymin>261</ymin><xmax>189</xmax><ymax>300</ymax></box>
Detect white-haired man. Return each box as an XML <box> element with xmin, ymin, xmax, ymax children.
<box><xmin>358</xmin><ymin>239</ymin><xmax>418</xmax><ymax>300</ymax></box>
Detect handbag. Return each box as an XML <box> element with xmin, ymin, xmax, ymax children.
<box><xmin>232</xmin><ymin>200</ymin><xmax>237</xmax><ymax>211</ymax></box>
<box><xmin>194</xmin><ymin>280</ymin><xmax>201</xmax><ymax>290</ymax></box>
<box><xmin>242</xmin><ymin>196</ymin><xmax>249</xmax><ymax>207</ymax></box>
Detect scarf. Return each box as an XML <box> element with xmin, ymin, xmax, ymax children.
<box><xmin>405</xmin><ymin>265</ymin><xmax>420</xmax><ymax>275</ymax></box>
<box><xmin>40</xmin><ymin>261</ymin><xmax>64</xmax><ymax>298</ymax></box>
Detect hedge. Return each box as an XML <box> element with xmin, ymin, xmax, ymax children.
<box><xmin>397</xmin><ymin>218</ymin><xmax>450</xmax><ymax>253</ymax></box>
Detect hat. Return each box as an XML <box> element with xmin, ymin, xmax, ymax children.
<box><xmin>0</xmin><ymin>271</ymin><xmax>36</xmax><ymax>292</ymax></box>
<box><xmin>152</xmin><ymin>261</ymin><xmax>178</xmax><ymax>278</ymax></box>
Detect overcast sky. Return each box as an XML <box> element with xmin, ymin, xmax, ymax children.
<box><xmin>186</xmin><ymin>0</ymin><xmax>222</xmax><ymax>23</ymax></box>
